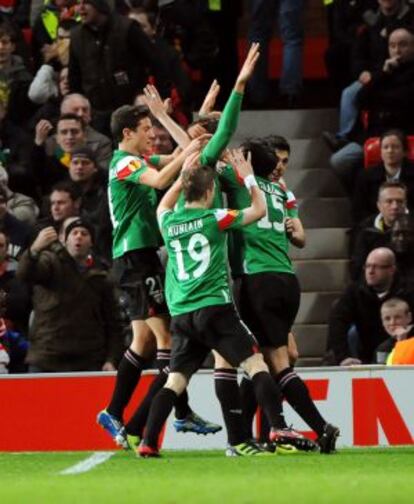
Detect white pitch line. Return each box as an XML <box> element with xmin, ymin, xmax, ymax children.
<box><xmin>59</xmin><ymin>451</ymin><xmax>115</xmax><ymax>475</ymax></box>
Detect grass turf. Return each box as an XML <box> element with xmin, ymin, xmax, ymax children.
<box><xmin>1</xmin><ymin>447</ymin><xmax>413</xmax><ymax>504</ymax></box>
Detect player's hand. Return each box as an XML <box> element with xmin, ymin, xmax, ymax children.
<box><xmin>358</xmin><ymin>71</ymin><xmax>372</xmax><ymax>85</ymax></box>
<box><xmin>31</xmin><ymin>227</ymin><xmax>59</xmax><ymax>253</ymax></box>
<box><xmin>102</xmin><ymin>361</ymin><xmax>116</xmax><ymax>372</ymax></box>
<box><xmin>143</xmin><ymin>84</ymin><xmax>169</xmax><ymax>117</ymax></box>
<box><xmin>199</xmin><ymin>79</ymin><xmax>221</xmax><ymax>118</ymax></box>
<box><xmin>235</xmin><ymin>43</ymin><xmax>260</xmax><ymax>91</ymax></box>
<box><xmin>184</xmin><ymin>133</ymin><xmax>211</xmax><ymax>155</ymax></box>
<box><xmin>35</xmin><ymin>119</ymin><xmax>53</xmax><ymax>146</ymax></box>
<box><xmin>227</xmin><ymin>148</ymin><xmax>253</xmax><ymax>178</ymax></box>
<box><xmin>340</xmin><ymin>357</ymin><xmax>362</xmax><ymax>366</ymax></box>
<box><xmin>285</xmin><ymin>217</ymin><xmax>295</xmax><ymax>235</ymax></box>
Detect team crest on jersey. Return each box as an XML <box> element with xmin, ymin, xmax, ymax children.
<box><xmin>116</xmin><ymin>158</ymin><xmax>142</xmax><ymax>180</ymax></box>
<box><xmin>215</xmin><ymin>209</ymin><xmax>240</xmax><ymax>230</ymax></box>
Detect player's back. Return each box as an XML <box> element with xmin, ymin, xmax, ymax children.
<box><xmin>159</xmin><ymin>206</ymin><xmax>243</xmax><ymax>316</ymax></box>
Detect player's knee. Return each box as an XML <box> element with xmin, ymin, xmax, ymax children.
<box><xmin>240</xmin><ymin>352</ymin><xmax>269</xmax><ymax>377</ymax></box>
<box><xmin>165</xmin><ymin>372</ymin><xmax>188</xmax><ymax>395</ymax></box>
<box><xmin>213</xmin><ymin>351</ymin><xmax>233</xmax><ymax>369</ymax></box>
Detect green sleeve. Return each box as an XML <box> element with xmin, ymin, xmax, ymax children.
<box><xmin>148</xmin><ymin>154</ymin><xmax>161</xmax><ymax>167</ymax></box>
<box><xmin>200</xmin><ymin>91</ymin><xmax>243</xmax><ymax>167</ymax></box>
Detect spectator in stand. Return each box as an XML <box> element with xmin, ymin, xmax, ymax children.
<box><xmin>31</xmin><ymin>0</ymin><xmax>79</xmax><ymax>69</ymax></box>
<box><xmin>69</xmin><ymin>0</ymin><xmax>170</xmax><ymax>136</ymax></box>
<box><xmin>390</xmin><ymin>213</ymin><xmax>414</xmax><ymax>286</ymax></box>
<box><xmin>328</xmin><ymin>247</ymin><xmax>413</xmax><ymax>365</ymax></box>
<box><xmin>36</xmin><ymin>179</ymin><xmax>81</xmax><ymax>233</ymax></box>
<box><xmin>324</xmin><ymin>1</ymin><xmax>414</xmax><ymax>190</ymax></box>
<box><xmin>351</xmin><ymin>181</ymin><xmax>407</xmax><ymax>279</ymax></box>
<box><xmin>56</xmin><ymin>93</ymin><xmax>112</xmax><ymax>170</ymax></box>
<box><xmin>0</xmin><ymin>166</ymin><xmax>39</xmax><ymax>225</ymax></box>
<box><xmin>17</xmin><ymin>219</ymin><xmax>124</xmax><ymax>372</ymax></box>
<box><xmin>324</xmin><ymin>0</ymin><xmax>378</xmax><ymax>92</ymax></box>
<box><xmin>0</xmin><ymin>183</ymin><xmax>31</xmax><ymax>259</ymax></box>
<box><xmin>32</xmin><ymin>113</ymin><xmax>87</xmax><ymax>195</ymax></box>
<box><xmin>353</xmin><ymin>129</ymin><xmax>414</xmax><ymax>224</ymax></box>
<box><xmin>247</xmin><ymin>0</ymin><xmax>306</xmax><ymax>107</ymax></box>
<box><xmin>0</xmin><ymin>86</ymin><xmax>32</xmax><ymax>194</ymax></box>
<box><xmin>28</xmin><ymin>66</ymin><xmax>70</xmax><ymax>128</ymax></box>
<box><xmin>152</xmin><ymin>119</ymin><xmax>175</xmax><ymax>156</ymax></box>
<box><xmin>0</xmin><ymin>229</ymin><xmax>31</xmax><ymax>337</ymax></box>
<box><xmin>67</xmin><ymin>146</ymin><xmax>112</xmax><ymax>264</ymax></box>
<box><xmin>356</xmin><ymin>26</ymin><xmax>414</xmax><ymax>136</ymax></box>
<box><xmin>0</xmin><ymin>20</ymin><xmax>33</xmax><ymax>125</ymax></box>
<box><xmin>128</xmin><ymin>6</ymin><xmax>192</xmax><ymax>124</ymax></box>
<box><xmin>376</xmin><ymin>297</ymin><xmax>414</xmax><ymax>363</ymax></box>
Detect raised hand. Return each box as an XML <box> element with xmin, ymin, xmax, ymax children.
<box><xmin>199</xmin><ymin>79</ymin><xmax>221</xmax><ymax>118</ymax></box>
<box><xmin>235</xmin><ymin>43</ymin><xmax>260</xmax><ymax>92</ymax></box>
<box><xmin>35</xmin><ymin>119</ymin><xmax>53</xmax><ymax>146</ymax></box>
<box><xmin>31</xmin><ymin>227</ymin><xmax>58</xmax><ymax>253</ymax></box>
<box><xmin>227</xmin><ymin>148</ymin><xmax>253</xmax><ymax>178</ymax></box>
<box><xmin>143</xmin><ymin>84</ymin><xmax>169</xmax><ymax>117</ymax></box>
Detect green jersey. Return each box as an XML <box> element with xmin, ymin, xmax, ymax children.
<box><xmin>219</xmin><ymin>165</ymin><xmax>298</xmax><ymax>275</ymax></box>
<box><xmin>159</xmin><ymin>207</ymin><xmax>244</xmax><ymax>316</ymax></box>
<box><xmin>108</xmin><ymin>150</ymin><xmax>162</xmax><ymax>259</ymax></box>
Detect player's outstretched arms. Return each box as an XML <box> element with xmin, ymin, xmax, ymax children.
<box><xmin>157</xmin><ymin>177</ymin><xmax>183</xmax><ymax>217</ymax></box>
<box><xmin>143</xmin><ymin>84</ymin><xmax>191</xmax><ymax>149</ymax></box>
<box><xmin>140</xmin><ymin>136</ymin><xmax>208</xmax><ymax>190</ymax></box>
<box><xmin>199</xmin><ymin>79</ymin><xmax>221</xmax><ymax>119</ymax></box>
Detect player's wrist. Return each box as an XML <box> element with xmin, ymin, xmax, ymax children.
<box><xmin>244</xmin><ymin>174</ymin><xmax>257</xmax><ymax>190</ymax></box>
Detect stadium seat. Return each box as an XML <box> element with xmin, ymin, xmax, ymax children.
<box><xmin>364</xmin><ymin>135</ymin><xmax>414</xmax><ymax>169</ymax></box>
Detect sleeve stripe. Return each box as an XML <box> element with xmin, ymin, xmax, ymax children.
<box><xmin>215</xmin><ymin>209</ymin><xmax>240</xmax><ymax>230</ymax></box>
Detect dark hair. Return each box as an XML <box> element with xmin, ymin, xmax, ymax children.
<box><xmin>182</xmin><ymin>165</ymin><xmax>215</xmax><ymax>202</ymax></box>
<box><xmin>57</xmin><ymin>113</ymin><xmax>85</xmax><ymax>131</ymax></box>
<box><xmin>378</xmin><ymin>180</ymin><xmax>408</xmax><ymax>198</ymax></box>
<box><xmin>241</xmin><ymin>138</ymin><xmax>277</xmax><ymax>178</ymax></box>
<box><xmin>111</xmin><ymin>105</ymin><xmax>151</xmax><ymax>142</ymax></box>
<box><xmin>188</xmin><ymin>117</ymin><xmax>219</xmax><ymax>135</ymax></box>
<box><xmin>380</xmin><ymin>129</ymin><xmax>407</xmax><ymax>151</ymax></box>
<box><xmin>51</xmin><ymin>180</ymin><xmax>82</xmax><ymax>201</ymax></box>
<box><xmin>0</xmin><ymin>22</ymin><xmax>17</xmax><ymax>43</ymax></box>
<box><xmin>263</xmin><ymin>134</ymin><xmax>291</xmax><ymax>154</ymax></box>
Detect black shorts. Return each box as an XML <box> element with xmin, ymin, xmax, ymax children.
<box><xmin>112</xmin><ymin>249</ymin><xmax>168</xmax><ymax>321</ymax></box>
<box><xmin>169</xmin><ymin>304</ymin><xmax>259</xmax><ymax>377</ymax></box>
<box><xmin>239</xmin><ymin>272</ymin><xmax>300</xmax><ymax>349</ymax></box>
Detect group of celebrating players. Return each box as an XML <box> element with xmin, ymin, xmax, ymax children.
<box><xmin>97</xmin><ymin>43</ymin><xmax>340</xmax><ymax>457</ymax></box>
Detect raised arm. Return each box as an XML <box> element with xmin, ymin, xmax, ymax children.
<box><xmin>200</xmin><ymin>43</ymin><xmax>260</xmax><ymax>166</ymax></box>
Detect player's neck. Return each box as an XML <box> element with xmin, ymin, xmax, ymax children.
<box><xmin>118</xmin><ymin>140</ymin><xmax>141</xmax><ymax>157</ymax></box>
<box><xmin>185</xmin><ymin>200</ymin><xmax>209</xmax><ymax>210</ymax></box>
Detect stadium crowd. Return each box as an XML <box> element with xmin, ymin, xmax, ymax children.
<box><xmin>0</xmin><ymin>0</ymin><xmax>413</xmax><ymax>385</ymax></box>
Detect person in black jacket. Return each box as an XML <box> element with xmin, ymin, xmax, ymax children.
<box><xmin>352</xmin><ymin>129</ymin><xmax>414</xmax><ymax>224</ymax></box>
<box><xmin>69</xmin><ymin>0</ymin><xmax>170</xmax><ymax>136</ymax></box>
<box><xmin>328</xmin><ymin>247</ymin><xmax>414</xmax><ymax>365</ymax></box>
<box><xmin>351</xmin><ymin>180</ymin><xmax>407</xmax><ymax>279</ymax></box>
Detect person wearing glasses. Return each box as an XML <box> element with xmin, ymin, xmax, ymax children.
<box><xmin>328</xmin><ymin>247</ymin><xmax>414</xmax><ymax>365</ymax></box>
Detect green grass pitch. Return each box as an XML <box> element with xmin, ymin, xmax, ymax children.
<box><xmin>1</xmin><ymin>447</ymin><xmax>413</xmax><ymax>504</ymax></box>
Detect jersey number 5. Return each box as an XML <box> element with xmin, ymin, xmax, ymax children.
<box><xmin>257</xmin><ymin>194</ymin><xmax>285</xmax><ymax>232</ymax></box>
<box><xmin>170</xmin><ymin>233</ymin><xmax>211</xmax><ymax>280</ymax></box>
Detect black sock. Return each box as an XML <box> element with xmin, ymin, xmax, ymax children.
<box><xmin>239</xmin><ymin>376</ymin><xmax>258</xmax><ymax>439</ymax></box>
<box><xmin>125</xmin><ymin>369</ymin><xmax>168</xmax><ymax>437</ymax></box>
<box><xmin>251</xmin><ymin>371</ymin><xmax>285</xmax><ymax>430</ymax></box>
<box><xmin>144</xmin><ymin>387</ymin><xmax>177</xmax><ymax>447</ymax></box>
<box><xmin>107</xmin><ymin>348</ymin><xmax>146</xmax><ymax>420</ymax></box>
<box><xmin>156</xmin><ymin>349</ymin><xmax>171</xmax><ymax>372</ymax></box>
<box><xmin>277</xmin><ymin>367</ymin><xmax>326</xmax><ymax>436</ymax></box>
<box><xmin>214</xmin><ymin>368</ymin><xmax>246</xmax><ymax>446</ymax></box>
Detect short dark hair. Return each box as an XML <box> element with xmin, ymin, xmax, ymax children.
<box><xmin>0</xmin><ymin>22</ymin><xmax>17</xmax><ymax>43</ymax></box>
<box><xmin>182</xmin><ymin>165</ymin><xmax>215</xmax><ymax>202</ymax></box>
<box><xmin>51</xmin><ymin>180</ymin><xmax>82</xmax><ymax>201</ymax></box>
<box><xmin>380</xmin><ymin>129</ymin><xmax>407</xmax><ymax>151</ymax></box>
<box><xmin>111</xmin><ymin>105</ymin><xmax>151</xmax><ymax>142</ymax></box>
<box><xmin>241</xmin><ymin>138</ymin><xmax>277</xmax><ymax>178</ymax></box>
<box><xmin>263</xmin><ymin>135</ymin><xmax>291</xmax><ymax>154</ymax></box>
<box><xmin>57</xmin><ymin>113</ymin><xmax>85</xmax><ymax>131</ymax></box>
<box><xmin>378</xmin><ymin>180</ymin><xmax>408</xmax><ymax>198</ymax></box>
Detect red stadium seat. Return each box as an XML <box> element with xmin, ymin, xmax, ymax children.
<box><xmin>364</xmin><ymin>135</ymin><xmax>414</xmax><ymax>169</ymax></box>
